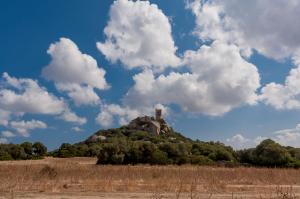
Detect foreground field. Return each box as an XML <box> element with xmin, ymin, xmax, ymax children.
<box><xmin>0</xmin><ymin>157</ymin><xmax>300</xmax><ymax>198</ymax></box>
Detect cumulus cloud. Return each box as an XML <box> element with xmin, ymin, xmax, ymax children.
<box><xmin>226</xmin><ymin>134</ymin><xmax>265</xmax><ymax>149</ymax></box>
<box><xmin>227</xmin><ymin>124</ymin><xmax>300</xmax><ymax>149</ymax></box>
<box><xmin>10</xmin><ymin>120</ymin><xmax>47</xmax><ymax>137</ymax></box>
<box><xmin>226</xmin><ymin>134</ymin><xmax>251</xmax><ymax>149</ymax></box>
<box><xmin>42</xmin><ymin>38</ymin><xmax>109</xmax><ymax>106</ymax></box>
<box><xmin>96</xmin><ymin>104</ymin><xmax>140</xmax><ymax>127</ymax></box>
<box><xmin>72</xmin><ymin>126</ymin><xmax>83</xmax><ymax>132</ymax></box>
<box><xmin>56</xmin><ymin>84</ymin><xmax>100</xmax><ymax>106</ymax></box>
<box><xmin>96</xmin><ymin>103</ymin><xmax>168</xmax><ymax>127</ymax></box>
<box><xmin>1</xmin><ymin>131</ymin><xmax>15</xmax><ymax>138</ymax></box>
<box><xmin>186</xmin><ymin>0</ymin><xmax>251</xmax><ymax>57</ymax></box>
<box><xmin>59</xmin><ymin>109</ymin><xmax>87</xmax><ymax>125</ymax></box>
<box><xmin>187</xmin><ymin>0</ymin><xmax>300</xmax><ymax>60</ymax></box>
<box><xmin>187</xmin><ymin>0</ymin><xmax>300</xmax><ymax>113</ymax></box>
<box><xmin>0</xmin><ymin>73</ymin><xmax>66</xmax><ymax>115</ymax></box>
<box><xmin>0</xmin><ymin>110</ymin><xmax>11</xmax><ymax>126</ymax></box>
<box><xmin>94</xmin><ymin>0</ymin><xmax>261</xmax><ymax>123</ymax></box>
<box><xmin>272</xmin><ymin>124</ymin><xmax>300</xmax><ymax>147</ymax></box>
<box><xmin>260</xmin><ymin>54</ymin><xmax>300</xmax><ymax>110</ymax></box>
<box><xmin>96</xmin><ymin>109</ymin><xmax>114</xmax><ymax>127</ymax></box>
<box><xmin>0</xmin><ymin>73</ymin><xmax>86</xmax><ymax>126</ymax></box>
<box><xmin>97</xmin><ymin>0</ymin><xmax>180</xmax><ymax>71</ymax></box>
<box><xmin>124</xmin><ymin>41</ymin><xmax>260</xmax><ymax>116</ymax></box>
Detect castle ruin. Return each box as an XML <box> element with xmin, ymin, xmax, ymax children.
<box><xmin>127</xmin><ymin>109</ymin><xmax>171</xmax><ymax>135</ymax></box>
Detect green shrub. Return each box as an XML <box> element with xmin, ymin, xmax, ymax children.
<box><xmin>97</xmin><ymin>144</ymin><xmax>125</xmax><ymax>164</ymax></box>
<box><xmin>190</xmin><ymin>155</ymin><xmax>213</xmax><ymax>165</ymax></box>
<box><xmin>9</xmin><ymin>145</ymin><xmax>27</xmax><ymax>160</ymax></box>
<box><xmin>33</xmin><ymin>142</ymin><xmax>47</xmax><ymax>157</ymax></box>
<box><xmin>21</xmin><ymin>142</ymin><xmax>33</xmax><ymax>158</ymax></box>
<box><xmin>150</xmin><ymin>149</ymin><xmax>169</xmax><ymax>165</ymax></box>
<box><xmin>253</xmin><ymin>139</ymin><xmax>292</xmax><ymax>167</ymax></box>
<box><xmin>0</xmin><ymin>150</ymin><xmax>13</xmax><ymax>160</ymax></box>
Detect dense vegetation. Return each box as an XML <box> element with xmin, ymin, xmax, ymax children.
<box><xmin>238</xmin><ymin>139</ymin><xmax>300</xmax><ymax>167</ymax></box>
<box><xmin>49</xmin><ymin>126</ymin><xmax>300</xmax><ymax>168</ymax></box>
<box><xmin>50</xmin><ymin>127</ymin><xmax>237</xmax><ymax>165</ymax></box>
<box><xmin>0</xmin><ymin>142</ymin><xmax>47</xmax><ymax>160</ymax></box>
<box><xmin>2</xmin><ymin>127</ymin><xmax>300</xmax><ymax>168</ymax></box>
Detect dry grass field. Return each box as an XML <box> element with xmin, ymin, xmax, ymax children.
<box><xmin>0</xmin><ymin>157</ymin><xmax>300</xmax><ymax>198</ymax></box>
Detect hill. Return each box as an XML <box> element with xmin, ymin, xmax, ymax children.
<box><xmin>51</xmin><ymin>125</ymin><xmax>238</xmax><ymax>165</ymax></box>
<box><xmin>50</xmin><ymin>109</ymin><xmax>238</xmax><ymax>165</ymax></box>
<box><xmin>50</xmin><ymin>124</ymin><xmax>300</xmax><ymax>167</ymax></box>
<box><xmin>2</xmin><ymin>110</ymin><xmax>300</xmax><ymax>167</ymax></box>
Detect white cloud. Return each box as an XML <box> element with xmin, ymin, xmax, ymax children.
<box><xmin>226</xmin><ymin>134</ymin><xmax>268</xmax><ymax>149</ymax></box>
<box><xmin>1</xmin><ymin>131</ymin><xmax>15</xmax><ymax>138</ymax></box>
<box><xmin>96</xmin><ymin>103</ymin><xmax>168</xmax><ymax>127</ymax></box>
<box><xmin>0</xmin><ymin>138</ymin><xmax>8</xmax><ymax>144</ymax></box>
<box><xmin>96</xmin><ymin>109</ymin><xmax>114</xmax><ymax>127</ymax></box>
<box><xmin>72</xmin><ymin>126</ymin><xmax>83</xmax><ymax>132</ymax></box>
<box><xmin>0</xmin><ymin>73</ymin><xmax>87</xmax><ymax>128</ymax></box>
<box><xmin>97</xmin><ymin>0</ymin><xmax>180</xmax><ymax>71</ymax></box>
<box><xmin>0</xmin><ymin>73</ymin><xmax>66</xmax><ymax>115</ymax></box>
<box><xmin>56</xmin><ymin>83</ymin><xmax>100</xmax><ymax>106</ymax></box>
<box><xmin>95</xmin><ymin>0</ymin><xmax>261</xmax><ymax>121</ymax></box>
<box><xmin>226</xmin><ymin>134</ymin><xmax>253</xmax><ymax>150</ymax></box>
<box><xmin>59</xmin><ymin>109</ymin><xmax>87</xmax><ymax>125</ymax></box>
<box><xmin>187</xmin><ymin>0</ymin><xmax>300</xmax><ymax>113</ymax></box>
<box><xmin>186</xmin><ymin>0</ymin><xmax>251</xmax><ymax>57</ymax></box>
<box><xmin>124</xmin><ymin>41</ymin><xmax>260</xmax><ymax>116</ymax></box>
<box><xmin>187</xmin><ymin>0</ymin><xmax>300</xmax><ymax>60</ymax></box>
<box><xmin>0</xmin><ymin>109</ymin><xmax>11</xmax><ymax>126</ymax></box>
<box><xmin>10</xmin><ymin>120</ymin><xmax>47</xmax><ymax>137</ymax></box>
<box><xmin>42</xmin><ymin>38</ymin><xmax>109</xmax><ymax>106</ymax></box>
<box><xmin>272</xmin><ymin>124</ymin><xmax>300</xmax><ymax>147</ymax></box>
<box><xmin>226</xmin><ymin>124</ymin><xmax>300</xmax><ymax>149</ymax></box>
<box><xmin>96</xmin><ymin>104</ymin><xmax>140</xmax><ymax>127</ymax></box>
<box><xmin>260</xmin><ymin>54</ymin><xmax>300</xmax><ymax>110</ymax></box>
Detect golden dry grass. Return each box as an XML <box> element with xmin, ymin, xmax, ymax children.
<box><xmin>0</xmin><ymin>157</ymin><xmax>300</xmax><ymax>198</ymax></box>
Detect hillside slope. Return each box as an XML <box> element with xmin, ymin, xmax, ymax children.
<box><xmin>48</xmin><ymin>111</ymin><xmax>300</xmax><ymax>167</ymax></box>
<box><xmin>51</xmin><ymin>126</ymin><xmax>238</xmax><ymax>165</ymax></box>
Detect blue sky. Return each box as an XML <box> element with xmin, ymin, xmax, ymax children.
<box><xmin>1</xmin><ymin>0</ymin><xmax>300</xmax><ymax>150</ymax></box>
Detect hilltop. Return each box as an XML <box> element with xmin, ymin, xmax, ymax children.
<box><xmin>2</xmin><ymin>110</ymin><xmax>300</xmax><ymax>167</ymax></box>
<box><xmin>51</xmin><ymin>110</ymin><xmax>239</xmax><ymax>165</ymax></box>
<box><xmin>50</xmin><ymin>111</ymin><xmax>300</xmax><ymax>167</ymax></box>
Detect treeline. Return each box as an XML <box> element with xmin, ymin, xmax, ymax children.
<box><xmin>238</xmin><ymin>139</ymin><xmax>300</xmax><ymax>167</ymax></box>
<box><xmin>52</xmin><ymin>139</ymin><xmax>235</xmax><ymax>165</ymax></box>
<box><xmin>3</xmin><ymin>127</ymin><xmax>300</xmax><ymax>168</ymax></box>
<box><xmin>50</xmin><ymin>127</ymin><xmax>300</xmax><ymax>168</ymax></box>
<box><xmin>0</xmin><ymin>142</ymin><xmax>47</xmax><ymax>160</ymax></box>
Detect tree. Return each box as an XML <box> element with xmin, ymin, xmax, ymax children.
<box><xmin>150</xmin><ymin>149</ymin><xmax>169</xmax><ymax>165</ymax></box>
<box><xmin>97</xmin><ymin>143</ymin><xmax>125</xmax><ymax>164</ymax></box>
<box><xmin>9</xmin><ymin>145</ymin><xmax>27</xmax><ymax>160</ymax></box>
<box><xmin>140</xmin><ymin>142</ymin><xmax>157</xmax><ymax>163</ymax></box>
<box><xmin>190</xmin><ymin>155</ymin><xmax>213</xmax><ymax>165</ymax></box>
<box><xmin>0</xmin><ymin>150</ymin><xmax>12</xmax><ymax>160</ymax></box>
<box><xmin>57</xmin><ymin>143</ymin><xmax>77</xmax><ymax>157</ymax></box>
<box><xmin>76</xmin><ymin>144</ymin><xmax>89</xmax><ymax>156</ymax></box>
<box><xmin>237</xmin><ymin>148</ymin><xmax>255</xmax><ymax>164</ymax></box>
<box><xmin>124</xmin><ymin>142</ymin><xmax>143</xmax><ymax>164</ymax></box>
<box><xmin>33</xmin><ymin>142</ymin><xmax>47</xmax><ymax>157</ymax></box>
<box><xmin>253</xmin><ymin>139</ymin><xmax>292</xmax><ymax>167</ymax></box>
<box><xmin>86</xmin><ymin>144</ymin><xmax>102</xmax><ymax>157</ymax></box>
<box><xmin>21</xmin><ymin>142</ymin><xmax>33</xmax><ymax>158</ymax></box>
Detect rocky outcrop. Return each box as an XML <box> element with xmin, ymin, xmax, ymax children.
<box><xmin>127</xmin><ymin>109</ymin><xmax>171</xmax><ymax>135</ymax></box>
<box><xmin>89</xmin><ymin>135</ymin><xmax>107</xmax><ymax>142</ymax></box>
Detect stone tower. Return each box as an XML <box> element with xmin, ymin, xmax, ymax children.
<box><xmin>155</xmin><ymin>109</ymin><xmax>162</xmax><ymax>121</ymax></box>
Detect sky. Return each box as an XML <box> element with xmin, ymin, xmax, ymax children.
<box><xmin>1</xmin><ymin>0</ymin><xmax>300</xmax><ymax>150</ymax></box>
